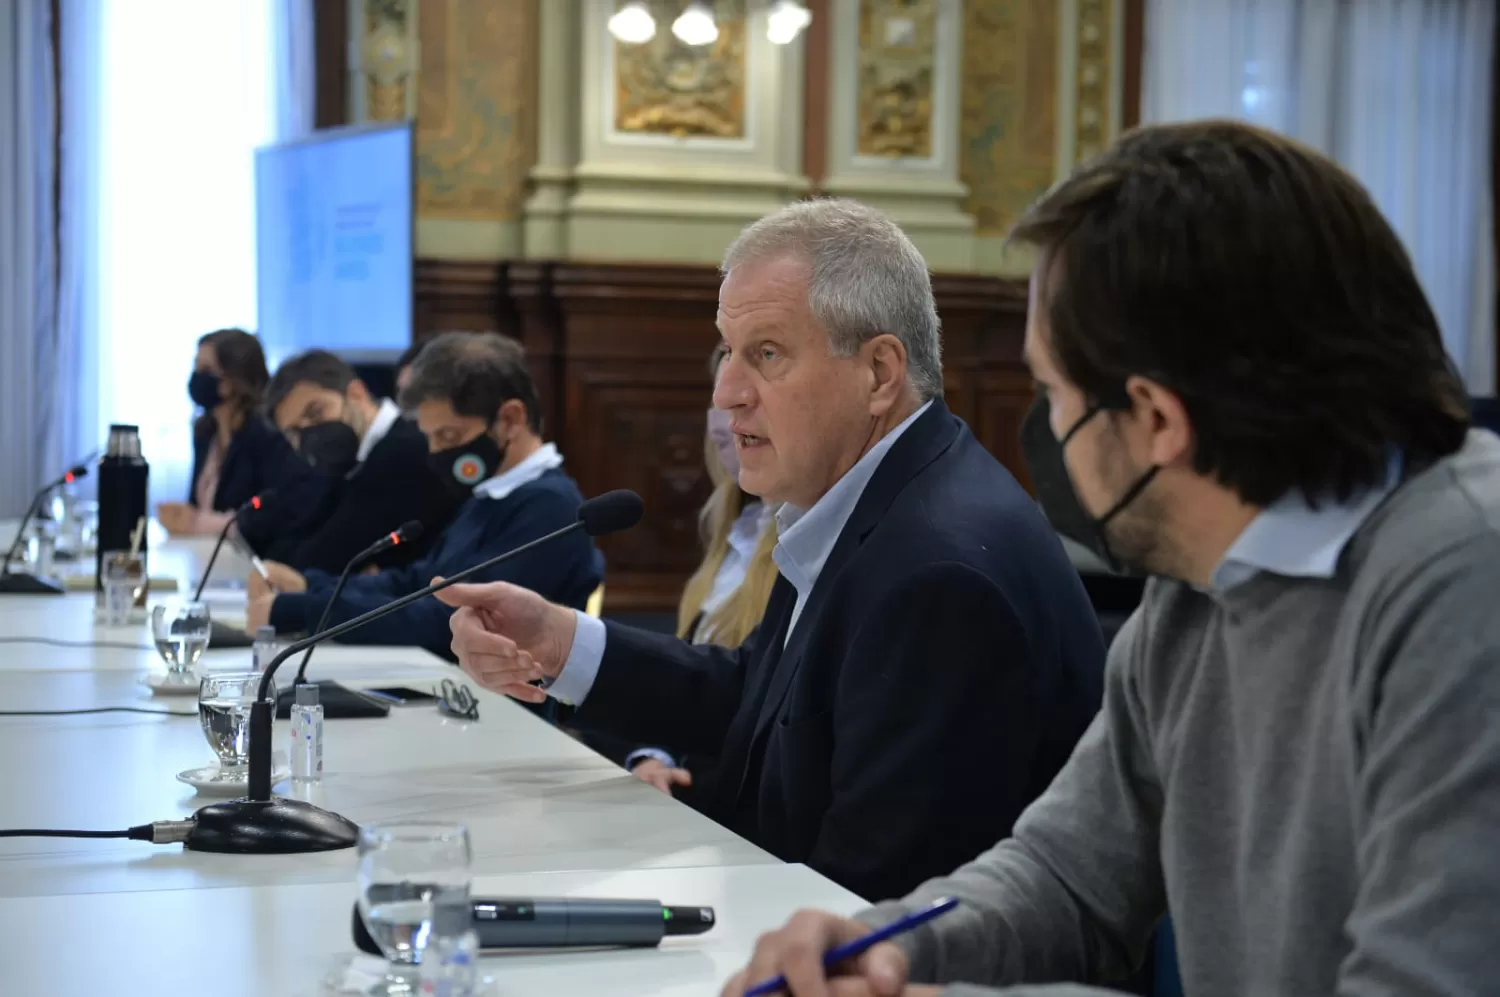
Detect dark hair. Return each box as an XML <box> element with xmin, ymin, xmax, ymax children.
<box><xmin>264</xmin><ymin>349</ymin><xmax>358</xmax><ymax>419</ymax></box>
<box><xmin>196</xmin><ymin>328</ymin><xmax>270</xmax><ymax>438</ymax></box>
<box><xmin>396</xmin><ymin>339</ymin><xmax>428</xmax><ymax>370</ymax></box>
<box><xmin>399</xmin><ymin>332</ymin><xmax>543</xmax><ymax>433</ymax></box>
<box><xmin>1010</xmin><ymin>119</ymin><xmax>1470</xmax><ymax>506</ymax></box>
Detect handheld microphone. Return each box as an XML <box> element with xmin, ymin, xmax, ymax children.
<box><xmin>351</xmin><ymin>896</ymin><xmax>715</xmax><ymax>953</ymax></box>
<box><xmin>0</xmin><ymin>464</ymin><xmax>91</xmax><ymax>595</ymax></box>
<box><xmin>273</xmin><ymin>521</ymin><xmax>424</xmax><ymax>720</ymax></box>
<box><xmin>185</xmin><ymin>489</ymin><xmax>644</xmax><ymax>855</ymax></box>
<box><xmin>191</xmin><ymin>489</ymin><xmax>276</xmax><ymax>601</ymax></box>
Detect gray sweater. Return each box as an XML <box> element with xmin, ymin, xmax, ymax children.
<box><xmin>860</xmin><ymin>431</ymin><xmax>1500</xmax><ymax>996</ymax></box>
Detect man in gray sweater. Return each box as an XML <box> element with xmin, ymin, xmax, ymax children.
<box><xmin>723</xmin><ymin>120</ymin><xmax>1500</xmax><ymax>996</ymax></box>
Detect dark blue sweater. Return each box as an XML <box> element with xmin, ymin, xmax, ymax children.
<box><xmin>269</xmin><ymin>468</ymin><xmax>604</xmax><ymax>660</ymax></box>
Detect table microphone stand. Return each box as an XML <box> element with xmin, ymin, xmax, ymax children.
<box><xmin>184</xmin><ymin>490</ymin><xmax>643</xmax><ymax>855</ymax></box>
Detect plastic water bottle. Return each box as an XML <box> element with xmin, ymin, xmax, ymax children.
<box><xmin>251</xmin><ymin>626</ymin><xmax>278</xmax><ymax>673</ymax></box>
<box><xmin>290</xmin><ymin>683</ymin><xmax>323</xmax><ymax>784</ymax></box>
<box><xmin>419</xmin><ymin>897</ymin><xmax>478</xmax><ymax>997</ymax></box>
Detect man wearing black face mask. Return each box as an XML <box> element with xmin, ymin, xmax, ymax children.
<box><xmin>261</xmin><ymin>350</ymin><xmax>461</xmax><ymax>574</ymax></box>
<box><xmin>248</xmin><ymin>334</ymin><xmax>604</xmax><ymax>688</ymax></box>
<box><xmin>724</xmin><ymin>122</ymin><xmax>1500</xmax><ymax>997</ymax></box>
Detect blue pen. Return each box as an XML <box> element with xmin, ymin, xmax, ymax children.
<box><xmin>742</xmin><ymin>896</ymin><xmax>960</xmax><ymax>997</ymax></box>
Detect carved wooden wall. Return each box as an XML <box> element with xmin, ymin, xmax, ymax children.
<box><xmin>412</xmin><ymin>260</ymin><xmax>1033</xmax><ymax>612</ymax></box>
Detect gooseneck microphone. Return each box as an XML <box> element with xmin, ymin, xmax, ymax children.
<box><xmin>273</xmin><ymin>521</ymin><xmax>423</xmax><ymax>720</ymax></box>
<box><xmin>0</xmin><ymin>464</ymin><xmax>91</xmax><ymax>595</ymax></box>
<box><xmin>351</xmin><ymin>896</ymin><xmax>715</xmax><ymax>953</ymax></box>
<box><xmin>191</xmin><ymin>489</ymin><xmax>277</xmax><ymax>602</ymax></box>
<box><xmin>185</xmin><ymin>489</ymin><xmax>644</xmax><ymax>855</ymax></box>
<box><xmin>294</xmin><ymin>520</ymin><xmax>423</xmax><ymax>684</ymax></box>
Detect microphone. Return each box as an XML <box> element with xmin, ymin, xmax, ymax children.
<box><xmin>185</xmin><ymin>489</ymin><xmax>644</xmax><ymax>855</ymax></box>
<box><xmin>0</xmin><ymin>464</ymin><xmax>91</xmax><ymax>595</ymax></box>
<box><xmin>351</xmin><ymin>895</ymin><xmax>715</xmax><ymax>953</ymax></box>
<box><xmin>191</xmin><ymin>490</ymin><xmax>277</xmax><ymax>601</ymax></box>
<box><xmin>273</xmin><ymin>520</ymin><xmax>424</xmax><ymax>720</ymax></box>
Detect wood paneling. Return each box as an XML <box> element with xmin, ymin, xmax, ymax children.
<box><xmin>313</xmin><ymin>0</ymin><xmax>350</xmax><ymax>128</ymax></box>
<box><xmin>802</xmin><ymin>0</ymin><xmax>832</xmax><ymax>189</ymax></box>
<box><xmin>412</xmin><ymin>260</ymin><xmax>1032</xmax><ymax>611</ymax></box>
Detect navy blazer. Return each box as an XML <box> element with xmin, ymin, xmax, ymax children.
<box><xmin>571</xmin><ymin>401</ymin><xmax>1106</xmax><ymax>902</ymax></box>
<box><xmin>189</xmin><ymin>416</ymin><xmax>324</xmax><ymax>543</ymax></box>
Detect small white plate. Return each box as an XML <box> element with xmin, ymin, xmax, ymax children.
<box><xmin>177</xmin><ymin>752</ymin><xmax>290</xmax><ymax>795</ymax></box>
<box><xmin>142</xmin><ymin>672</ymin><xmax>200</xmax><ymax>696</ymax></box>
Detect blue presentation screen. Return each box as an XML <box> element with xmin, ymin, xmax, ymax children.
<box><xmin>254</xmin><ymin>124</ymin><xmax>412</xmax><ymax>367</ymax></box>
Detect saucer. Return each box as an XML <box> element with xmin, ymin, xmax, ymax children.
<box><xmin>177</xmin><ymin>752</ymin><xmax>290</xmax><ymax>795</ymax></box>
<box><xmin>143</xmin><ymin>671</ymin><xmax>200</xmax><ymax>696</ymax></box>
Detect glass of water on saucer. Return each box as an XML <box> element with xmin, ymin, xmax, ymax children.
<box><xmin>178</xmin><ymin>672</ymin><xmax>281</xmax><ymax>794</ymax></box>
<box><xmin>151</xmin><ymin>600</ymin><xmax>211</xmax><ymax>688</ymax></box>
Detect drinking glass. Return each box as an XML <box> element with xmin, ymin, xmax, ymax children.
<box><xmin>356</xmin><ymin>822</ymin><xmax>472</xmax><ymax>996</ymax></box>
<box><xmin>152</xmin><ymin>600</ymin><xmax>212</xmax><ymax>679</ymax></box>
<box><xmin>197</xmin><ymin>671</ymin><xmax>273</xmax><ymax>769</ymax></box>
<box><xmin>100</xmin><ymin>550</ymin><xmax>144</xmax><ymax>626</ymax></box>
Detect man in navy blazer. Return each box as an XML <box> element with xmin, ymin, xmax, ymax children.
<box><xmin>437</xmin><ymin>200</ymin><xmax>1105</xmax><ymax>903</ymax></box>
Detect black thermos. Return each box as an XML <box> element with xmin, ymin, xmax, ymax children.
<box><xmin>95</xmin><ymin>424</ymin><xmax>150</xmax><ymax>593</ymax></box>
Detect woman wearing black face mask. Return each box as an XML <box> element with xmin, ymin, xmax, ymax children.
<box><xmin>155</xmin><ymin>328</ymin><xmax>317</xmax><ymax>537</ymax></box>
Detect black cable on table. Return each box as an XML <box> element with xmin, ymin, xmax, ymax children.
<box><xmin>0</xmin><ymin>637</ymin><xmax>154</xmax><ymax>651</ymax></box>
<box><xmin>0</xmin><ymin>706</ymin><xmax>195</xmax><ymax>717</ymax></box>
<box><xmin>0</xmin><ymin>821</ymin><xmax>195</xmax><ymax>843</ymax></box>
<box><xmin>0</xmin><ymin>827</ymin><xmax>135</xmax><ymax>839</ymax></box>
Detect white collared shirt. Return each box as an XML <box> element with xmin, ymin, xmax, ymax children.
<box><xmin>772</xmin><ymin>401</ymin><xmax>932</xmax><ymax>640</ymax></box>
<box><xmin>1211</xmin><ymin>452</ymin><xmax>1403</xmax><ymax>591</ymax></box>
<box><xmin>356</xmin><ymin>398</ymin><xmax>402</xmax><ymax>464</ymax></box>
<box><xmin>472</xmin><ymin>443</ymin><xmax>565</xmax><ymax>501</ymax></box>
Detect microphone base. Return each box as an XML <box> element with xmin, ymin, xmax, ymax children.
<box><xmin>186</xmin><ymin>797</ymin><xmax>359</xmax><ymax>854</ymax></box>
<box><xmin>0</xmin><ymin>572</ymin><xmax>66</xmax><ymax>595</ymax></box>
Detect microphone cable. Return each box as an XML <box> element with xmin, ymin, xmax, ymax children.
<box><xmin>0</xmin><ymin>706</ymin><xmax>195</xmax><ymax>717</ymax></box>
<box><xmin>0</xmin><ymin>821</ymin><xmax>195</xmax><ymax>843</ymax></box>
<box><xmin>0</xmin><ymin>637</ymin><xmax>154</xmax><ymax>651</ymax></box>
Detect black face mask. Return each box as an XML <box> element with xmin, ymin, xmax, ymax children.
<box><xmin>428</xmin><ymin>431</ymin><xmax>505</xmax><ymax>500</ymax></box>
<box><xmin>298</xmin><ymin>421</ymin><xmax>362</xmax><ymax>478</ymax></box>
<box><xmin>188</xmin><ymin>371</ymin><xmax>222</xmax><ymax>410</ymax></box>
<box><xmin>1020</xmin><ymin>393</ymin><xmax>1160</xmax><ymax>575</ymax></box>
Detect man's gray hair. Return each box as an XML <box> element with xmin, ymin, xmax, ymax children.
<box><xmin>721</xmin><ymin>198</ymin><xmax>944</xmax><ymax>400</ymax></box>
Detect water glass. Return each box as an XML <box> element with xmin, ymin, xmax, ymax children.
<box><xmin>152</xmin><ymin>600</ymin><xmax>212</xmax><ymax>678</ymax></box>
<box><xmin>100</xmin><ymin>550</ymin><xmax>144</xmax><ymax>626</ymax></box>
<box><xmin>356</xmin><ymin>822</ymin><xmax>473</xmax><ymax>996</ymax></box>
<box><xmin>198</xmin><ymin>671</ymin><xmax>273</xmax><ymax>769</ymax></box>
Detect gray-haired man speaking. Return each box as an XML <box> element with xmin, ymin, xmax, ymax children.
<box><xmin>439</xmin><ymin>200</ymin><xmax>1107</xmax><ymax>902</ymax></box>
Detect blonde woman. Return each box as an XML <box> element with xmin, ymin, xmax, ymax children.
<box><xmin>627</xmin><ymin>354</ymin><xmax>779</xmax><ymax>796</ymax></box>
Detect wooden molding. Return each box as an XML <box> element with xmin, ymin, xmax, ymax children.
<box><xmin>413</xmin><ymin>258</ymin><xmax>1033</xmax><ymax>612</ymax></box>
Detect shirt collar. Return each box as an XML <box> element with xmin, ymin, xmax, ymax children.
<box><xmin>1211</xmin><ymin>451</ymin><xmax>1403</xmax><ymax>591</ymax></box>
<box><xmin>472</xmin><ymin>443</ymin><xmax>565</xmax><ymax>501</ymax></box>
<box><xmin>356</xmin><ymin>398</ymin><xmax>401</xmax><ymax>464</ymax></box>
<box><xmin>773</xmin><ymin>401</ymin><xmax>932</xmax><ymax>598</ymax></box>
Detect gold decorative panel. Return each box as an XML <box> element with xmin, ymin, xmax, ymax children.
<box><xmin>612</xmin><ymin>3</ymin><xmax>748</xmax><ymax>139</ymax></box>
<box><xmin>855</xmin><ymin>0</ymin><xmax>937</xmax><ymax>158</ymax></box>
<box><xmin>361</xmin><ymin>0</ymin><xmax>416</xmax><ymax>122</ymax></box>
<box><xmin>960</xmin><ymin>0</ymin><xmax>1059</xmax><ymax>236</ymax></box>
<box><xmin>1073</xmin><ymin>0</ymin><xmax>1114</xmax><ymax>163</ymax></box>
<box><xmin>416</xmin><ymin>0</ymin><xmax>538</xmax><ymax>221</ymax></box>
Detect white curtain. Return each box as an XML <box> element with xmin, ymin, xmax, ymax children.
<box><xmin>0</xmin><ymin>0</ymin><xmax>57</xmax><ymax>517</ymax></box>
<box><xmin>56</xmin><ymin>0</ymin><xmax>316</xmax><ymax>507</ymax></box>
<box><xmin>1142</xmin><ymin>0</ymin><xmax>1497</xmax><ymax>395</ymax></box>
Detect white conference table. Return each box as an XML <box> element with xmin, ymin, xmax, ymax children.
<box><xmin>0</xmin><ymin>524</ymin><xmax>858</xmax><ymax>994</ymax></box>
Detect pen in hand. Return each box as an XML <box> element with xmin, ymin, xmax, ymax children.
<box><xmin>741</xmin><ymin>897</ymin><xmax>959</xmax><ymax>997</ymax></box>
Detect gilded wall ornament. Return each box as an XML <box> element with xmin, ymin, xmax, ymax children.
<box><xmin>856</xmin><ymin>0</ymin><xmax>937</xmax><ymax>159</ymax></box>
<box><xmin>613</xmin><ymin>3</ymin><xmax>748</xmax><ymax>140</ymax></box>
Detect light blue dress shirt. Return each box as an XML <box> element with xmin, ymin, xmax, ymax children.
<box><xmin>547</xmin><ymin>401</ymin><xmax>934</xmax><ymax>708</ymax></box>
<box><xmin>1210</xmin><ymin>452</ymin><xmax>1403</xmax><ymax>591</ymax></box>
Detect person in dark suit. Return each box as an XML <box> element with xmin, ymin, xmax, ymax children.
<box><xmin>437</xmin><ymin>200</ymin><xmax>1106</xmax><ymax>903</ymax></box>
<box><xmin>245</xmin><ymin>333</ymin><xmax>604</xmax><ymax>683</ymax></box>
<box><xmin>156</xmin><ymin>327</ymin><xmax>318</xmax><ymax>537</ymax></box>
<box><xmin>261</xmin><ymin>349</ymin><xmax>462</xmax><ymax>573</ymax></box>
